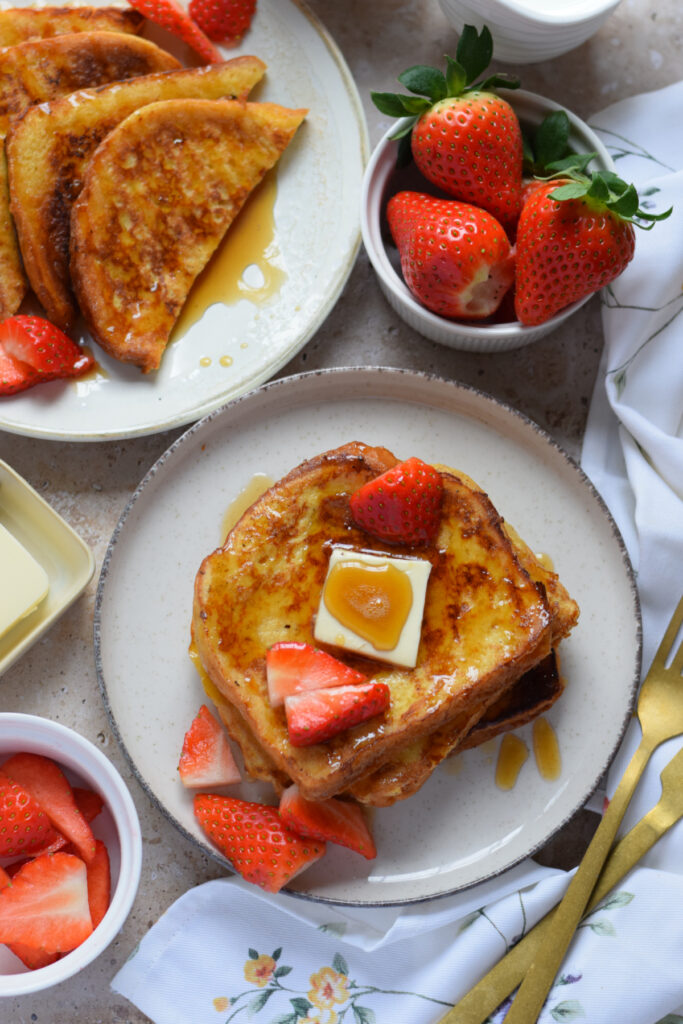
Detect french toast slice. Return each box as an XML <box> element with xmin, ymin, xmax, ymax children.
<box><xmin>70</xmin><ymin>97</ymin><xmax>306</xmax><ymax>372</ymax></box>
<box><xmin>0</xmin><ymin>6</ymin><xmax>144</xmax><ymax>47</ymax></box>
<box><xmin>192</xmin><ymin>443</ymin><xmax>555</xmax><ymax>802</ymax></box>
<box><xmin>0</xmin><ymin>29</ymin><xmax>179</xmax><ymax>319</ymax></box>
<box><xmin>0</xmin><ymin>31</ymin><xmax>181</xmax><ymax>133</ymax></box>
<box><xmin>6</xmin><ymin>56</ymin><xmax>266</xmax><ymax>328</ymax></box>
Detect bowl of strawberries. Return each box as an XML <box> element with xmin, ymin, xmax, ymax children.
<box><xmin>362</xmin><ymin>25</ymin><xmax>667</xmax><ymax>352</ymax></box>
<box><xmin>0</xmin><ymin>713</ymin><xmax>142</xmax><ymax>996</ymax></box>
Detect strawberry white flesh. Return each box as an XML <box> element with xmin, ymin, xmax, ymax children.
<box><xmin>178</xmin><ymin>704</ymin><xmax>241</xmax><ymax>787</ymax></box>
<box><xmin>0</xmin><ymin>852</ymin><xmax>93</xmax><ymax>953</ymax></box>
<box><xmin>266</xmin><ymin>641</ymin><xmax>366</xmax><ymax>707</ymax></box>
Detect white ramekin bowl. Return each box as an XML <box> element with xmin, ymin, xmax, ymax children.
<box><xmin>361</xmin><ymin>89</ymin><xmax>615</xmax><ymax>353</ymax></box>
<box><xmin>0</xmin><ymin>713</ymin><xmax>142</xmax><ymax>996</ymax></box>
<box><xmin>438</xmin><ymin>0</ymin><xmax>622</xmax><ymax>64</ymax></box>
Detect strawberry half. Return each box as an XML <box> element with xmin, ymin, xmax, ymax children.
<box><xmin>188</xmin><ymin>0</ymin><xmax>255</xmax><ymax>42</ymax></box>
<box><xmin>284</xmin><ymin>681</ymin><xmax>390</xmax><ymax>747</ymax></box>
<box><xmin>266</xmin><ymin>641</ymin><xmax>367</xmax><ymax>708</ymax></box>
<box><xmin>0</xmin><ymin>315</ymin><xmax>94</xmax><ymax>383</ymax></box>
<box><xmin>126</xmin><ymin>0</ymin><xmax>222</xmax><ymax>63</ymax></box>
<box><xmin>372</xmin><ymin>27</ymin><xmax>523</xmax><ymax>225</ymax></box>
<box><xmin>349</xmin><ymin>456</ymin><xmax>443</xmax><ymax>546</ymax></box>
<box><xmin>0</xmin><ymin>852</ymin><xmax>93</xmax><ymax>954</ymax></box>
<box><xmin>386</xmin><ymin>191</ymin><xmax>515</xmax><ymax>321</ymax></box>
<box><xmin>279</xmin><ymin>784</ymin><xmax>377</xmax><ymax>860</ymax></box>
<box><xmin>194</xmin><ymin>794</ymin><xmax>325</xmax><ymax>893</ymax></box>
<box><xmin>1</xmin><ymin>753</ymin><xmax>96</xmax><ymax>864</ymax></box>
<box><xmin>0</xmin><ymin>772</ymin><xmax>60</xmax><ymax>858</ymax></box>
<box><xmin>178</xmin><ymin>704</ymin><xmax>241</xmax><ymax>788</ymax></box>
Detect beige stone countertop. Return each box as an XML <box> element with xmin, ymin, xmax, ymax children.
<box><xmin>0</xmin><ymin>0</ymin><xmax>680</xmax><ymax>1020</ymax></box>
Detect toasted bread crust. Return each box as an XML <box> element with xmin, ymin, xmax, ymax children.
<box><xmin>0</xmin><ymin>7</ymin><xmax>144</xmax><ymax>47</ymax></box>
<box><xmin>70</xmin><ymin>97</ymin><xmax>306</xmax><ymax>371</ymax></box>
<box><xmin>6</xmin><ymin>56</ymin><xmax>266</xmax><ymax>330</ymax></box>
<box><xmin>192</xmin><ymin>443</ymin><xmax>554</xmax><ymax>801</ymax></box>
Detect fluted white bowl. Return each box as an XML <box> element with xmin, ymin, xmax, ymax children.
<box><xmin>0</xmin><ymin>714</ymin><xmax>142</xmax><ymax>996</ymax></box>
<box><xmin>361</xmin><ymin>89</ymin><xmax>615</xmax><ymax>353</ymax></box>
<box><xmin>438</xmin><ymin>0</ymin><xmax>621</xmax><ymax>64</ymax></box>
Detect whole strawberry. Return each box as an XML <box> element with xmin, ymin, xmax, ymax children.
<box><xmin>386</xmin><ymin>191</ymin><xmax>515</xmax><ymax>320</ymax></box>
<box><xmin>189</xmin><ymin>0</ymin><xmax>256</xmax><ymax>42</ymax></box>
<box><xmin>514</xmin><ymin>165</ymin><xmax>672</xmax><ymax>326</ymax></box>
<box><xmin>372</xmin><ymin>26</ymin><xmax>522</xmax><ymax>225</ymax></box>
<box><xmin>349</xmin><ymin>455</ymin><xmax>443</xmax><ymax>546</ymax></box>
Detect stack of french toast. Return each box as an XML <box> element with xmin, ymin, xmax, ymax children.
<box><xmin>192</xmin><ymin>442</ymin><xmax>580</xmax><ymax>807</ymax></box>
<box><xmin>0</xmin><ymin>5</ymin><xmax>306</xmax><ymax>372</ymax></box>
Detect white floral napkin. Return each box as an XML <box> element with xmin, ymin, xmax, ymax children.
<box><xmin>112</xmin><ymin>83</ymin><xmax>683</xmax><ymax>1024</ymax></box>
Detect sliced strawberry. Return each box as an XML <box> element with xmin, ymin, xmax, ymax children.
<box><xmin>279</xmin><ymin>784</ymin><xmax>376</xmax><ymax>860</ymax></box>
<box><xmin>0</xmin><ymin>771</ymin><xmax>60</xmax><ymax>858</ymax></box>
<box><xmin>126</xmin><ymin>0</ymin><xmax>222</xmax><ymax>63</ymax></box>
<box><xmin>194</xmin><ymin>794</ymin><xmax>325</xmax><ymax>893</ymax></box>
<box><xmin>0</xmin><ymin>852</ymin><xmax>92</xmax><ymax>954</ymax></box>
<box><xmin>349</xmin><ymin>457</ymin><xmax>443</xmax><ymax>546</ymax></box>
<box><xmin>188</xmin><ymin>0</ymin><xmax>256</xmax><ymax>42</ymax></box>
<box><xmin>178</xmin><ymin>704</ymin><xmax>241</xmax><ymax>788</ymax></box>
<box><xmin>0</xmin><ymin>345</ymin><xmax>37</xmax><ymax>395</ymax></box>
<box><xmin>86</xmin><ymin>840</ymin><xmax>111</xmax><ymax>929</ymax></box>
<box><xmin>0</xmin><ymin>315</ymin><xmax>94</xmax><ymax>381</ymax></box>
<box><xmin>266</xmin><ymin>642</ymin><xmax>367</xmax><ymax>708</ymax></box>
<box><xmin>284</xmin><ymin>681</ymin><xmax>390</xmax><ymax>747</ymax></box>
<box><xmin>1</xmin><ymin>753</ymin><xmax>96</xmax><ymax>863</ymax></box>
<box><xmin>0</xmin><ymin>866</ymin><xmax>58</xmax><ymax>970</ymax></box>
<box><xmin>31</xmin><ymin>786</ymin><xmax>103</xmax><ymax>858</ymax></box>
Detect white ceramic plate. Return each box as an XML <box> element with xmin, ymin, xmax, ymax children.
<box><xmin>95</xmin><ymin>368</ymin><xmax>641</xmax><ymax>906</ymax></box>
<box><xmin>0</xmin><ymin>460</ymin><xmax>95</xmax><ymax>678</ymax></box>
<box><xmin>0</xmin><ymin>0</ymin><xmax>367</xmax><ymax>442</ymax></box>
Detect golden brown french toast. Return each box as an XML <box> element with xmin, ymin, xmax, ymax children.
<box><xmin>0</xmin><ymin>152</ymin><xmax>24</xmax><ymax>319</ymax></box>
<box><xmin>0</xmin><ymin>31</ymin><xmax>181</xmax><ymax>133</ymax></box>
<box><xmin>0</xmin><ymin>7</ymin><xmax>144</xmax><ymax>47</ymax></box>
<box><xmin>70</xmin><ymin>97</ymin><xmax>306</xmax><ymax>372</ymax></box>
<box><xmin>192</xmin><ymin>443</ymin><xmax>556</xmax><ymax>801</ymax></box>
<box><xmin>6</xmin><ymin>56</ymin><xmax>266</xmax><ymax>329</ymax></box>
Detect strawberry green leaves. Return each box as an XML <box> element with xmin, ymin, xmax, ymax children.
<box><xmin>548</xmin><ymin>169</ymin><xmax>672</xmax><ymax>226</ymax></box>
<box><xmin>370</xmin><ymin>25</ymin><xmax>518</xmax><ymax>141</ymax></box>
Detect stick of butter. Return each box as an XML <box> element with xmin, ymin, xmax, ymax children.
<box><xmin>0</xmin><ymin>523</ymin><xmax>49</xmax><ymax>638</ymax></box>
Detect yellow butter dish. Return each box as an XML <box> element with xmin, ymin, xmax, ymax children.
<box><xmin>0</xmin><ymin>460</ymin><xmax>95</xmax><ymax>677</ymax></box>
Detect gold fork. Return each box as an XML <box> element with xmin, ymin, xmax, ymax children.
<box><xmin>438</xmin><ymin>740</ymin><xmax>683</xmax><ymax>1023</ymax></box>
<box><xmin>489</xmin><ymin>594</ymin><xmax>683</xmax><ymax>1024</ymax></box>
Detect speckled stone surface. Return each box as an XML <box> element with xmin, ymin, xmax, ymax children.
<box><xmin>0</xmin><ymin>0</ymin><xmax>680</xmax><ymax>1019</ymax></box>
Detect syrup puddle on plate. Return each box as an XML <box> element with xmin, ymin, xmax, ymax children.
<box><xmin>221</xmin><ymin>473</ymin><xmax>274</xmax><ymax>543</ymax></box>
<box><xmin>172</xmin><ymin>172</ymin><xmax>286</xmax><ymax>343</ymax></box>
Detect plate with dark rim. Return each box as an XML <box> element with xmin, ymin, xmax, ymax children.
<box><xmin>95</xmin><ymin>367</ymin><xmax>641</xmax><ymax>906</ymax></box>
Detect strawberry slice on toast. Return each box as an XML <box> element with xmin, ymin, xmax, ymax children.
<box><xmin>284</xmin><ymin>680</ymin><xmax>390</xmax><ymax>747</ymax></box>
<box><xmin>266</xmin><ymin>641</ymin><xmax>367</xmax><ymax>707</ymax></box>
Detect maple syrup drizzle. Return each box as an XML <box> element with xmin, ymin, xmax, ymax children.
<box><xmin>323</xmin><ymin>559</ymin><xmax>413</xmax><ymax>651</ymax></box>
<box><xmin>172</xmin><ymin>172</ymin><xmax>286</xmax><ymax>342</ymax></box>
<box><xmin>495</xmin><ymin>733</ymin><xmax>529</xmax><ymax>790</ymax></box>
<box><xmin>220</xmin><ymin>474</ymin><xmax>273</xmax><ymax>543</ymax></box>
<box><xmin>532</xmin><ymin>716</ymin><xmax>562</xmax><ymax>781</ymax></box>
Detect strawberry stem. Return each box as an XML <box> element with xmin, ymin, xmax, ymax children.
<box><xmin>545</xmin><ymin>167</ymin><xmax>672</xmax><ymax>226</ymax></box>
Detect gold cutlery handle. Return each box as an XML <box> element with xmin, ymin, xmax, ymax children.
<box><xmin>439</xmin><ymin>788</ymin><xmax>674</xmax><ymax>1024</ymax></box>
<box><xmin>496</xmin><ymin>738</ymin><xmax>652</xmax><ymax>1023</ymax></box>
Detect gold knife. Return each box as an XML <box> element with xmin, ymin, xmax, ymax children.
<box><xmin>438</xmin><ymin>742</ymin><xmax>683</xmax><ymax>1024</ymax></box>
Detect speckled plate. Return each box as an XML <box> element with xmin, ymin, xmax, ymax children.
<box><xmin>0</xmin><ymin>0</ymin><xmax>367</xmax><ymax>442</ymax></box>
<box><xmin>95</xmin><ymin>368</ymin><xmax>641</xmax><ymax>906</ymax></box>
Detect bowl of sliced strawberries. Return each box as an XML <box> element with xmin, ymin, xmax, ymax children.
<box><xmin>362</xmin><ymin>25</ymin><xmax>670</xmax><ymax>352</ymax></box>
<box><xmin>0</xmin><ymin>713</ymin><xmax>142</xmax><ymax>995</ymax></box>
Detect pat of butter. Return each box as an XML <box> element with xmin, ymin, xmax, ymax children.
<box><xmin>314</xmin><ymin>547</ymin><xmax>431</xmax><ymax>668</ymax></box>
<box><xmin>0</xmin><ymin>523</ymin><xmax>49</xmax><ymax>639</ymax></box>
